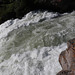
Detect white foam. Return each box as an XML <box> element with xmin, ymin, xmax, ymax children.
<box><xmin>0</xmin><ymin>11</ymin><xmax>58</xmax><ymax>40</ymax></box>
<box><xmin>0</xmin><ymin>11</ymin><xmax>75</xmax><ymax>75</ymax></box>
<box><xmin>0</xmin><ymin>43</ymin><xmax>67</xmax><ymax>75</ymax></box>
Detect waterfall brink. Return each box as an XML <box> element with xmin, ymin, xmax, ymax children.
<box><xmin>0</xmin><ymin>11</ymin><xmax>75</xmax><ymax>75</ymax></box>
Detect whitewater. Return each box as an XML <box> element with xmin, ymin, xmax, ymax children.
<box><xmin>0</xmin><ymin>11</ymin><xmax>75</xmax><ymax>75</ymax></box>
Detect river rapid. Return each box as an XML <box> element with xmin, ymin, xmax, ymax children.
<box><xmin>0</xmin><ymin>11</ymin><xmax>75</xmax><ymax>75</ymax></box>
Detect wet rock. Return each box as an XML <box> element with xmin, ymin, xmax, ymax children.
<box><xmin>57</xmin><ymin>70</ymin><xmax>75</xmax><ymax>75</ymax></box>
<box><xmin>57</xmin><ymin>38</ymin><xmax>75</xmax><ymax>75</ymax></box>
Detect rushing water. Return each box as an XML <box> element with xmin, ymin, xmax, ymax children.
<box><xmin>0</xmin><ymin>11</ymin><xmax>75</xmax><ymax>75</ymax></box>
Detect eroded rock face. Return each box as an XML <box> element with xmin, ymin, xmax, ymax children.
<box><xmin>57</xmin><ymin>70</ymin><xmax>75</xmax><ymax>75</ymax></box>
<box><xmin>57</xmin><ymin>38</ymin><xmax>75</xmax><ymax>75</ymax></box>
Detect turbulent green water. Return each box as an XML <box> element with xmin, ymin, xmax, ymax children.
<box><xmin>0</xmin><ymin>11</ymin><xmax>75</xmax><ymax>75</ymax></box>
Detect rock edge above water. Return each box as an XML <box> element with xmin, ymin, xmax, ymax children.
<box><xmin>57</xmin><ymin>38</ymin><xmax>75</xmax><ymax>75</ymax></box>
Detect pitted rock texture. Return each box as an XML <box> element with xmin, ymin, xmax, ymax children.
<box><xmin>57</xmin><ymin>38</ymin><xmax>75</xmax><ymax>75</ymax></box>
<box><xmin>57</xmin><ymin>70</ymin><xmax>75</xmax><ymax>75</ymax></box>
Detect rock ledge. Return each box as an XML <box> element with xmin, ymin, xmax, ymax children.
<box><xmin>57</xmin><ymin>38</ymin><xmax>75</xmax><ymax>75</ymax></box>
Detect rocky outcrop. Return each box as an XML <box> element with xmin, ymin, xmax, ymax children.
<box><xmin>57</xmin><ymin>38</ymin><xmax>75</xmax><ymax>75</ymax></box>
<box><xmin>57</xmin><ymin>70</ymin><xmax>75</xmax><ymax>75</ymax></box>
<box><xmin>0</xmin><ymin>0</ymin><xmax>75</xmax><ymax>24</ymax></box>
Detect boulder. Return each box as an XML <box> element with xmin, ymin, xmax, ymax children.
<box><xmin>57</xmin><ymin>38</ymin><xmax>75</xmax><ymax>75</ymax></box>
<box><xmin>57</xmin><ymin>70</ymin><xmax>75</xmax><ymax>75</ymax></box>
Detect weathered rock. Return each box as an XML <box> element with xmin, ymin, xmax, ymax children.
<box><xmin>57</xmin><ymin>38</ymin><xmax>75</xmax><ymax>75</ymax></box>
<box><xmin>57</xmin><ymin>70</ymin><xmax>75</xmax><ymax>75</ymax></box>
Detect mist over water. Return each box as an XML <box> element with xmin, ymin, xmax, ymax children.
<box><xmin>0</xmin><ymin>11</ymin><xmax>75</xmax><ymax>75</ymax></box>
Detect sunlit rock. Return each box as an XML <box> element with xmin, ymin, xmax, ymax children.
<box><xmin>57</xmin><ymin>70</ymin><xmax>75</xmax><ymax>75</ymax></box>
<box><xmin>57</xmin><ymin>38</ymin><xmax>75</xmax><ymax>75</ymax></box>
